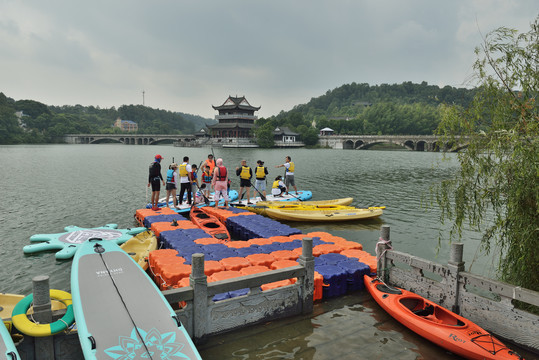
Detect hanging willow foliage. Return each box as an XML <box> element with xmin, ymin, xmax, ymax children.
<box><xmin>432</xmin><ymin>16</ymin><xmax>539</xmax><ymax>291</ymax></box>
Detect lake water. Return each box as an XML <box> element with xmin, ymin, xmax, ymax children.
<box><xmin>0</xmin><ymin>144</ymin><xmax>532</xmax><ymax>359</ymax></box>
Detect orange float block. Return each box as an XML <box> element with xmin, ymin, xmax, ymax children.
<box><xmin>240</xmin><ymin>265</ymin><xmax>270</xmax><ymax>276</ymax></box>
<box><xmin>312</xmin><ymin>243</ymin><xmax>343</xmax><ymax>257</ymax></box>
<box><xmin>270</xmin><ymin>250</ymin><xmax>299</xmax><ymax>262</ymax></box>
<box><xmin>270</xmin><ymin>260</ymin><xmax>298</xmax><ymax>270</ymax></box>
<box><xmin>194</xmin><ymin>237</ymin><xmax>223</xmax><ymax>245</ymax></box>
<box><xmin>134</xmin><ymin>207</ymin><xmax>176</xmax><ymax>226</ymax></box>
<box><xmin>204</xmin><ymin>260</ymin><xmax>225</xmax><ymax>276</ymax></box>
<box><xmin>151</xmin><ymin>220</ymin><xmax>198</xmax><ymax>237</ymax></box>
<box><xmin>159</xmin><ymin>263</ymin><xmax>192</xmax><ymax>290</ymax></box>
<box><xmin>209</xmin><ymin>270</ymin><xmax>242</xmax><ymax>282</ymax></box>
<box><xmin>219</xmin><ymin>257</ymin><xmax>251</xmax><ymax>271</ymax></box>
<box><xmin>247</xmin><ymin>238</ymin><xmax>273</xmax><ymax>246</ymax></box>
<box><xmin>314</xmin><ymin>271</ymin><xmax>323</xmax><ymax>301</ymax></box>
<box><xmin>338</xmin><ymin>240</ymin><xmax>363</xmax><ymax>250</ymax></box>
<box><xmin>148</xmin><ymin>249</ymin><xmax>178</xmax><ymax>270</ymax></box>
<box><xmin>341</xmin><ymin>249</ymin><xmax>371</xmax><ymax>260</ymax></box>
<box><xmin>226</xmin><ymin>241</ymin><xmax>252</xmax><ymax>249</ymax></box>
<box><xmin>261</xmin><ymin>279</ymin><xmax>293</xmax><ymax>291</ymax></box>
<box><xmin>246</xmin><ymin>253</ymin><xmax>275</xmax><ymax>267</ymax></box>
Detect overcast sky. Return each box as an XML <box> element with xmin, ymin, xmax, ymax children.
<box><xmin>1</xmin><ymin>1</ymin><xmax>537</xmax><ymax>119</ymax></box>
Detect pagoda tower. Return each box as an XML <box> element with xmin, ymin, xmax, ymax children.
<box><xmin>208</xmin><ymin>96</ymin><xmax>260</xmax><ymax>138</ymax></box>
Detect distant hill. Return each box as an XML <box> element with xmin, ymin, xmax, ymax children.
<box><xmin>263</xmin><ymin>81</ymin><xmax>477</xmax><ymax>136</ymax></box>
<box><xmin>178</xmin><ymin>112</ymin><xmax>216</xmax><ymax>132</ymax></box>
<box><xmin>0</xmin><ymin>92</ymin><xmax>215</xmax><ymax>144</ymax></box>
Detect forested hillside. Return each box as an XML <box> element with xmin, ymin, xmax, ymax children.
<box><xmin>1</xmin><ymin>82</ymin><xmax>476</xmax><ymax>145</ymax></box>
<box><xmin>255</xmin><ymin>82</ymin><xmax>476</xmax><ymax>146</ymax></box>
<box><xmin>0</xmin><ymin>92</ymin><xmax>214</xmax><ymax>144</ymax></box>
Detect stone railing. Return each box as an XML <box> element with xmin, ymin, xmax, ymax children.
<box><xmin>162</xmin><ymin>238</ymin><xmax>315</xmax><ymax>341</ymax></box>
<box><xmin>376</xmin><ymin>225</ymin><xmax>539</xmax><ymax>352</ymax></box>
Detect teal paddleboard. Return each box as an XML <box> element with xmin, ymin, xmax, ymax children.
<box><xmin>71</xmin><ymin>239</ymin><xmax>201</xmax><ymax>359</ymax></box>
<box><xmin>0</xmin><ymin>321</ymin><xmax>20</xmax><ymax>360</ymax></box>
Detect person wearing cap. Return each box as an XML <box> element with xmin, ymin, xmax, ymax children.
<box><xmin>236</xmin><ymin>159</ymin><xmax>253</xmax><ymax>204</ymax></box>
<box><xmin>165</xmin><ymin>163</ymin><xmax>180</xmax><ymax>209</ymax></box>
<box><xmin>254</xmin><ymin>160</ymin><xmax>269</xmax><ymax>198</ymax></box>
<box><xmin>148</xmin><ymin>154</ymin><xmax>165</xmax><ymax>210</ymax></box>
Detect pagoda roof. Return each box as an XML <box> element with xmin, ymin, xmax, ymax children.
<box><xmin>212</xmin><ymin>96</ymin><xmax>261</xmax><ymax>111</ymax></box>
<box><xmin>273</xmin><ymin>126</ymin><xmax>299</xmax><ymax>136</ymax></box>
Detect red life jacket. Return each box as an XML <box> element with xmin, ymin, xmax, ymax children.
<box><xmin>217</xmin><ymin>166</ymin><xmax>227</xmax><ymax>181</ymax></box>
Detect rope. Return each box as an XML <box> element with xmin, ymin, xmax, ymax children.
<box><xmin>375</xmin><ymin>237</ymin><xmax>392</xmax><ymax>261</ymax></box>
<box><xmin>96</xmin><ymin>243</ymin><xmax>155</xmax><ymax>360</ymax></box>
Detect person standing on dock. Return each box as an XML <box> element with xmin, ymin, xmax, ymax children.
<box><xmin>255</xmin><ymin>160</ymin><xmax>268</xmax><ymax>198</ymax></box>
<box><xmin>276</xmin><ymin>156</ymin><xmax>297</xmax><ymax>195</ymax></box>
<box><xmin>178</xmin><ymin>156</ymin><xmax>192</xmax><ymax>206</ymax></box>
<box><xmin>236</xmin><ymin>159</ymin><xmax>253</xmax><ymax>204</ymax></box>
<box><xmin>201</xmin><ymin>164</ymin><xmax>212</xmax><ymax>200</ymax></box>
<box><xmin>165</xmin><ymin>163</ymin><xmax>180</xmax><ymax>209</ymax></box>
<box><xmin>212</xmin><ymin>158</ymin><xmax>229</xmax><ymax>207</ymax></box>
<box><xmin>190</xmin><ymin>164</ymin><xmax>199</xmax><ymax>201</ymax></box>
<box><xmin>148</xmin><ymin>154</ymin><xmax>165</xmax><ymax>210</ymax></box>
<box><xmin>202</xmin><ymin>154</ymin><xmax>216</xmax><ymax>175</ymax></box>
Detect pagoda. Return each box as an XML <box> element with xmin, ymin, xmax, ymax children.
<box><xmin>208</xmin><ymin>96</ymin><xmax>260</xmax><ymax>138</ymax></box>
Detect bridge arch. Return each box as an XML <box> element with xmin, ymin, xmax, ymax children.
<box><xmin>343</xmin><ymin>140</ymin><xmax>354</xmax><ymax>149</ymax></box>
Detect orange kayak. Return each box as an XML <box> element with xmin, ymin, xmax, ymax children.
<box><xmin>190</xmin><ymin>207</ymin><xmax>230</xmax><ymax>241</ymax></box>
<box><xmin>364</xmin><ymin>276</ymin><xmax>523</xmax><ymax>360</ymax></box>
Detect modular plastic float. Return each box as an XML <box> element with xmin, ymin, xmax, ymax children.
<box><xmin>136</xmin><ymin>206</ymin><xmax>380</xmax><ymax>302</ymax></box>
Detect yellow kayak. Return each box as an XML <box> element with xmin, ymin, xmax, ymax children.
<box><xmin>264</xmin><ymin>207</ymin><xmax>384</xmax><ymax>222</ymax></box>
<box><xmin>256</xmin><ymin>197</ymin><xmax>353</xmax><ymax>207</ymax></box>
<box><xmin>248</xmin><ymin>204</ymin><xmax>355</xmax><ymax>216</ymax></box>
<box><xmin>120</xmin><ymin>230</ymin><xmax>157</xmax><ymax>270</ymax></box>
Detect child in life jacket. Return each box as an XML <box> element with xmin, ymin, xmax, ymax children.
<box><xmin>190</xmin><ymin>164</ymin><xmax>200</xmax><ymax>202</ymax></box>
<box><xmin>201</xmin><ymin>164</ymin><xmax>212</xmax><ymax>200</ymax></box>
<box><xmin>271</xmin><ymin>175</ymin><xmax>287</xmax><ymax>197</ymax></box>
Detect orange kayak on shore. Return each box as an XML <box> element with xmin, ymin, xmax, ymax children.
<box><xmin>364</xmin><ymin>276</ymin><xmax>523</xmax><ymax>360</ymax></box>
<box><xmin>190</xmin><ymin>206</ymin><xmax>230</xmax><ymax>241</ymax></box>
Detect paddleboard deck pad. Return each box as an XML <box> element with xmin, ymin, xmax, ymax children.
<box><xmin>71</xmin><ymin>239</ymin><xmax>201</xmax><ymax>359</ymax></box>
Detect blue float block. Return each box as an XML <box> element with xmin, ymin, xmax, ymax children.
<box><xmin>257</xmin><ymin>243</ymin><xmax>283</xmax><ymax>254</ymax></box>
<box><xmin>314</xmin><ymin>257</ymin><xmax>326</xmax><ymax>267</ymax></box>
<box><xmin>311</xmin><ymin>237</ymin><xmax>329</xmax><ymax>246</ymax></box>
<box><xmin>319</xmin><ymin>253</ymin><xmax>349</xmax><ymax>266</ymax></box>
<box><xmin>338</xmin><ymin>261</ymin><xmax>371</xmax><ymax>291</ymax></box>
<box><xmin>160</xmin><ymin>228</ymin><xmax>210</xmax><ymax>246</ymax></box>
<box><xmin>208</xmin><ymin>248</ymin><xmax>239</xmax><ymax>261</ymax></box>
<box><xmin>212</xmin><ymin>293</ymin><xmax>230</xmax><ymax>302</ymax></box>
<box><xmin>228</xmin><ymin>288</ymin><xmax>249</xmax><ymax>298</ymax></box>
<box><xmin>143</xmin><ymin>214</ymin><xmax>187</xmax><ymax>228</ymax></box>
<box><xmin>315</xmin><ymin>264</ymin><xmax>347</xmax><ymax>298</ymax></box>
<box><xmin>279</xmin><ymin>240</ymin><xmax>302</xmax><ymax>250</ymax></box>
<box><xmin>235</xmin><ymin>247</ymin><xmax>261</xmax><ymax>257</ymax></box>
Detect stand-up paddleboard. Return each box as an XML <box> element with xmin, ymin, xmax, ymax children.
<box><xmin>1</xmin><ymin>321</ymin><xmax>20</xmax><ymax>360</ymax></box>
<box><xmin>71</xmin><ymin>238</ymin><xmax>201</xmax><ymax>359</ymax></box>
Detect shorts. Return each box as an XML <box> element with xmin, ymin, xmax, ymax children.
<box><xmin>166</xmin><ymin>183</ymin><xmax>176</xmax><ymax>191</ymax></box>
<box><xmin>151</xmin><ymin>177</ymin><xmax>161</xmax><ymax>192</ymax></box>
<box><xmin>285</xmin><ymin>175</ymin><xmax>295</xmax><ymax>187</ymax></box>
<box><xmin>240</xmin><ymin>178</ymin><xmax>251</xmax><ymax>187</ymax></box>
<box><xmin>254</xmin><ymin>179</ymin><xmax>266</xmax><ymax>191</ymax></box>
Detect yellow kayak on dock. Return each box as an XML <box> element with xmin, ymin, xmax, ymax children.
<box><xmin>120</xmin><ymin>230</ymin><xmax>157</xmax><ymax>270</ymax></box>
<box><xmin>256</xmin><ymin>197</ymin><xmax>353</xmax><ymax>207</ymax></box>
<box><xmin>264</xmin><ymin>207</ymin><xmax>384</xmax><ymax>222</ymax></box>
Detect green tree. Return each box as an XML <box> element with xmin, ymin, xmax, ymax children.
<box><xmin>433</xmin><ymin>17</ymin><xmax>539</xmax><ymax>290</ymax></box>
<box><xmin>254</xmin><ymin>123</ymin><xmax>275</xmax><ymax>148</ymax></box>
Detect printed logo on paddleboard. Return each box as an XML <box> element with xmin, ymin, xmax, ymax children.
<box><xmin>96</xmin><ymin>267</ymin><xmax>124</xmax><ymax>278</ymax></box>
<box><xmin>104</xmin><ymin>327</ymin><xmax>192</xmax><ymax>359</ymax></box>
<box><xmin>58</xmin><ymin>229</ymin><xmax>123</xmax><ymax>244</ymax></box>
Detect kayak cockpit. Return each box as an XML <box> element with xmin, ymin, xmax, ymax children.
<box><xmin>400</xmin><ymin>297</ymin><xmax>465</xmax><ymax>326</ymax></box>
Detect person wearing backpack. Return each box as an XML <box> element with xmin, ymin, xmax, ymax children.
<box><xmin>148</xmin><ymin>154</ymin><xmax>165</xmax><ymax>210</ymax></box>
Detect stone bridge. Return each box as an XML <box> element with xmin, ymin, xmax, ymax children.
<box><xmin>64</xmin><ymin>133</ymin><xmax>197</xmax><ymax>145</ymax></box>
<box><xmin>319</xmin><ymin>135</ymin><xmax>466</xmax><ymax>152</ymax></box>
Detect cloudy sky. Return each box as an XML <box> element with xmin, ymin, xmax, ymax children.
<box><xmin>1</xmin><ymin>1</ymin><xmax>536</xmax><ymax>119</ymax></box>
